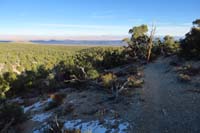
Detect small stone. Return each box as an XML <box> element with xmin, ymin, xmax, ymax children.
<box><xmin>162</xmin><ymin>108</ymin><xmax>167</xmax><ymax>116</ymax></box>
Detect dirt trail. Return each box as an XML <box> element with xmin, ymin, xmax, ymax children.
<box><xmin>128</xmin><ymin>57</ymin><xmax>200</xmax><ymax>133</ymax></box>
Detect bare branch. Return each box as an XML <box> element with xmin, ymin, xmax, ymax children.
<box><xmin>147</xmin><ymin>23</ymin><xmax>156</xmax><ymax>62</ymax></box>
<box><xmin>118</xmin><ymin>80</ymin><xmax>129</xmax><ymax>93</ymax></box>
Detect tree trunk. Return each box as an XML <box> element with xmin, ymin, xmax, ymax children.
<box><xmin>147</xmin><ymin>24</ymin><xmax>156</xmax><ymax>63</ymax></box>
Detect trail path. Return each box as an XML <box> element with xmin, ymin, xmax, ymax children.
<box><xmin>129</xmin><ymin>57</ymin><xmax>200</xmax><ymax>133</ymax></box>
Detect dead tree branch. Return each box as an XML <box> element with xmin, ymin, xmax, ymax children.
<box><xmin>147</xmin><ymin>23</ymin><xmax>156</xmax><ymax>62</ymax></box>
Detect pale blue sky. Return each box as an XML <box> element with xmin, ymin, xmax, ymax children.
<box><xmin>0</xmin><ymin>0</ymin><xmax>199</xmax><ymax>40</ymax></box>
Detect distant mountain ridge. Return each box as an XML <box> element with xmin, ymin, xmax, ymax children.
<box><xmin>0</xmin><ymin>40</ymin><xmax>12</xmax><ymax>42</ymax></box>
<box><xmin>0</xmin><ymin>36</ymin><xmax>183</xmax><ymax>46</ymax></box>
<box><xmin>30</xmin><ymin>40</ymin><xmax>126</xmax><ymax>46</ymax></box>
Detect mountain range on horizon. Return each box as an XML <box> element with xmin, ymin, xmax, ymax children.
<box><xmin>0</xmin><ymin>39</ymin><xmax>126</xmax><ymax>46</ymax></box>
<box><xmin>0</xmin><ymin>36</ymin><xmax>183</xmax><ymax>46</ymax></box>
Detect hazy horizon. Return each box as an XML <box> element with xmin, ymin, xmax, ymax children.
<box><xmin>0</xmin><ymin>35</ymin><xmax>127</xmax><ymax>41</ymax></box>
<box><xmin>0</xmin><ymin>0</ymin><xmax>199</xmax><ymax>40</ymax></box>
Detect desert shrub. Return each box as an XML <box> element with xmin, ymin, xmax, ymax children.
<box><xmin>127</xmin><ymin>76</ymin><xmax>144</xmax><ymax>88</ymax></box>
<box><xmin>123</xmin><ymin>25</ymin><xmax>149</xmax><ymax>60</ymax></box>
<box><xmin>50</xmin><ymin>93</ymin><xmax>66</xmax><ymax>104</ymax></box>
<box><xmin>102</xmin><ymin>49</ymin><xmax>127</xmax><ymax>68</ymax></box>
<box><xmin>0</xmin><ymin>45</ymin><xmax>126</xmax><ymax>97</ymax></box>
<box><xmin>178</xmin><ymin>74</ymin><xmax>191</xmax><ymax>82</ymax></box>
<box><xmin>0</xmin><ymin>103</ymin><xmax>26</xmax><ymax>131</ymax></box>
<box><xmin>126</xmin><ymin>66</ymin><xmax>139</xmax><ymax>75</ymax></box>
<box><xmin>151</xmin><ymin>45</ymin><xmax>161</xmax><ymax>59</ymax></box>
<box><xmin>9</xmin><ymin>70</ymin><xmax>50</xmax><ymax>94</ymax></box>
<box><xmin>0</xmin><ymin>72</ymin><xmax>18</xmax><ymax>98</ymax></box>
<box><xmin>45</xmin><ymin>93</ymin><xmax>66</xmax><ymax>111</ymax></box>
<box><xmin>3</xmin><ymin>66</ymin><xmax>58</xmax><ymax>96</ymax></box>
<box><xmin>180</xmin><ymin>19</ymin><xmax>200</xmax><ymax>59</ymax></box>
<box><xmin>184</xmin><ymin>67</ymin><xmax>200</xmax><ymax>76</ymax></box>
<box><xmin>177</xmin><ymin>65</ymin><xmax>200</xmax><ymax>76</ymax></box>
<box><xmin>54</xmin><ymin>61</ymin><xmax>77</xmax><ymax>81</ymax></box>
<box><xmin>75</xmin><ymin>47</ymin><xmax>104</xmax><ymax>69</ymax></box>
<box><xmin>150</xmin><ymin>36</ymin><xmax>180</xmax><ymax>58</ymax></box>
<box><xmin>47</xmin><ymin>73</ymin><xmax>55</xmax><ymax>80</ymax></box>
<box><xmin>123</xmin><ymin>39</ymin><xmax>147</xmax><ymax>60</ymax></box>
<box><xmin>101</xmin><ymin>73</ymin><xmax>117</xmax><ymax>88</ymax></box>
<box><xmin>86</xmin><ymin>69</ymin><xmax>99</xmax><ymax>79</ymax></box>
<box><xmin>35</xmin><ymin>65</ymin><xmax>50</xmax><ymax>78</ymax></box>
<box><xmin>152</xmin><ymin>38</ymin><xmax>163</xmax><ymax>54</ymax></box>
<box><xmin>76</xmin><ymin>47</ymin><xmax>126</xmax><ymax>69</ymax></box>
<box><xmin>162</xmin><ymin>35</ymin><xmax>180</xmax><ymax>55</ymax></box>
<box><xmin>0</xmin><ymin>76</ymin><xmax>10</xmax><ymax>99</ymax></box>
<box><xmin>2</xmin><ymin>72</ymin><xmax>17</xmax><ymax>83</ymax></box>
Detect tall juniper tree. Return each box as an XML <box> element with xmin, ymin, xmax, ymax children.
<box><xmin>181</xmin><ymin>19</ymin><xmax>200</xmax><ymax>59</ymax></box>
<box><xmin>123</xmin><ymin>24</ymin><xmax>149</xmax><ymax>60</ymax></box>
<box><xmin>123</xmin><ymin>24</ymin><xmax>156</xmax><ymax>62</ymax></box>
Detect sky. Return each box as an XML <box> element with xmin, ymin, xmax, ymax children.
<box><xmin>0</xmin><ymin>0</ymin><xmax>199</xmax><ymax>40</ymax></box>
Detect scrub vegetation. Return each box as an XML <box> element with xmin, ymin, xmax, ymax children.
<box><xmin>0</xmin><ymin>19</ymin><xmax>200</xmax><ymax>132</ymax></box>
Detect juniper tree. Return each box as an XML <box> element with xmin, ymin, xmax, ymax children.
<box><xmin>123</xmin><ymin>25</ymin><xmax>149</xmax><ymax>60</ymax></box>
<box><xmin>181</xmin><ymin>19</ymin><xmax>200</xmax><ymax>58</ymax></box>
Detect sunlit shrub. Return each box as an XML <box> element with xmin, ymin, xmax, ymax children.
<box><xmin>87</xmin><ymin>69</ymin><xmax>99</xmax><ymax>79</ymax></box>
<box><xmin>127</xmin><ymin>76</ymin><xmax>144</xmax><ymax>88</ymax></box>
<box><xmin>45</xmin><ymin>93</ymin><xmax>66</xmax><ymax>111</ymax></box>
<box><xmin>178</xmin><ymin>74</ymin><xmax>191</xmax><ymax>82</ymax></box>
<box><xmin>101</xmin><ymin>73</ymin><xmax>117</xmax><ymax>88</ymax></box>
<box><xmin>177</xmin><ymin>64</ymin><xmax>200</xmax><ymax>77</ymax></box>
<box><xmin>0</xmin><ymin>45</ymin><xmax>126</xmax><ymax>97</ymax></box>
<box><xmin>0</xmin><ymin>76</ymin><xmax>10</xmax><ymax>99</ymax></box>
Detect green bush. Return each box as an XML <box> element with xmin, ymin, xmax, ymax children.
<box><xmin>87</xmin><ymin>69</ymin><xmax>99</xmax><ymax>79</ymax></box>
<box><xmin>127</xmin><ymin>76</ymin><xmax>144</xmax><ymax>88</ymax></box>
<box><xmin>180</xmin><ymin>28</ymin><xmax>200</xmax><ymax>59</ymax></box>
<box><xmin>176</xmin><ymin>65</ymin><xmax>200</xmax><ymax>77</ymax></box>
<box><xmin>0</xmin><ymin>76</ymin><xmax>10</xmax><ymax>99</ymax></box>
<box><xmin>102</xmin><ymin>49</ymin><xmax>127</xmax><ymax>68</ymax></box>
<box><xmin>75</xmin><ymin>47</ymin><xmax>126</xmax><ymax>69</ymax></box>
<box><xmin>0</xmin><ymin>103</ymin><xmax>26</xmax><ymax>130</ymax></box>
<box><xmin>0</xmin><ymin>44</ymin><xmax>127</xmax><ymax>97</ymax></box>
<box><xmin>180</xmin><ymin>19</ymin><xmax>200</xmax><ymax>59</ymax></box>
<box><xmin>101</xmin><ymin>73</ymin><xmax>117</xmax><ymax>88</ymax></box>
<box><xmin>123</xmin><ymin>25</ymin><xmax>149</xmax><ymax>60</ymax></box>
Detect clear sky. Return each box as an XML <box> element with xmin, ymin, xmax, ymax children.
<box><xmin>0</xmin><ymin>0</ymin><xmax>199</xmax><ymax>40</ymax></box>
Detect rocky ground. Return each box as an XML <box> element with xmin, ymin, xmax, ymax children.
<box><xmin>7</xmin><ymin>56</ymin><xmax>200</xmax><ymax>133</ymax></box>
